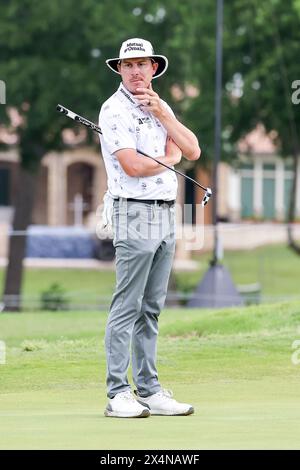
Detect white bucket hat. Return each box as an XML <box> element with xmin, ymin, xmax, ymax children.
<box><xmin>106</xmin><ymin>38</ymin><xmax>168</xmax><ymax>79</ymax></box>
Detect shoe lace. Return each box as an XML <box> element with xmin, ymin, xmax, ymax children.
<box><xmin>119</xmin><ymin>391</ymin><xmax>136</xmax><ymax>403</ymax></box>
<box><xmin>157</xmin><ymin>388</ymin><xmax>174</xmax><ymax>400</ymax></box>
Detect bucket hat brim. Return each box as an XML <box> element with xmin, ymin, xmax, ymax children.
<box><xmin>106</xmin><ymin>55</ymin><xmax>168</xmax><ymax>79</ymax></box>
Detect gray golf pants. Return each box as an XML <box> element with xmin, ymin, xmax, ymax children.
<box><xmin>105</xmin><ymin>199</ymin><xmax>176</xmax><ymax>398</ymax></box>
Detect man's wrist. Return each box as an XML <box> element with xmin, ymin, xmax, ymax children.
<box><xmin>156</xmin><ymin>108</ymin><xmax>172</xmax><ymax>125</ymax></box>
<box><xmin>163</xmin><ymin>154</ymin><xmax>176</xmax><ymax>166</ymax></box>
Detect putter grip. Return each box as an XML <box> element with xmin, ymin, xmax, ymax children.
<box><xmin>56</xmin><ymin>104</ymin><xmax>68</xmax><ymax>114</ymax></box>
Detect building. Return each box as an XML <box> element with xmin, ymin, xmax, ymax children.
<box><xmin>0</xmin><ymin>146</ymin><xmax>107</xmax><ymax>228</ymax></box>
<box><xmin>1</xmin><ymin>124</ymin><xmax>300</xmax><ymax>256</ymax></box>
<box><xmin>191</xmin><ymin>124</ymin><xmax>300</xmax><ymax>224</ymax></box>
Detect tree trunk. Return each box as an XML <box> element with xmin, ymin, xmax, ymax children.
<box><xmin>287</xmin><ymin>151</ymin><xmax>300</xmax><ymax>255</ymax></box>
<box><xmin>2</xmin><ymin>165</ymin><xmax>39</xmax><ymax>311</ymax></box>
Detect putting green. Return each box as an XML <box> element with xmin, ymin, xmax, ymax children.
<box><xmin>1</xmin><ymin>302</ymin><xmax>300</xmax><ymax>449</ymax></box>
<box><xmin>1</xmin><ymin>380</ymin><xmax>299</xmax><ymax>450</ymax></box>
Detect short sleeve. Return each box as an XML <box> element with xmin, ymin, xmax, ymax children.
<box><xmin>161</xmin><ymin>100</ymin><xmax>176</xmax><ymax>118</ymax></box>
<box><xmin>99</xmin><ymin>106</ymin><xmax>136</xmax><ymax>155</ymax></box>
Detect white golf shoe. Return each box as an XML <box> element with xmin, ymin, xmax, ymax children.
<box><xmin>135</xmin><ymin>389</ymin><xmax>194</xmax><ymax>416</ymax></box>
<box><xmin>104</xmin><ymin>390</ymin><xmax>150</xmax><ymax>418</ymax></box>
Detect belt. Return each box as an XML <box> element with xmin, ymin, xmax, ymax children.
<box><xmin>116</xmin><ymin>198</ymin><xmax>175</xmax><ymax>207</ymax></box>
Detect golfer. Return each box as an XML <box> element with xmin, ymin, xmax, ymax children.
<box><xmin>99</xmin><ymin>38</ymin><xmax>201</xmax><ymax>418</ymax></box>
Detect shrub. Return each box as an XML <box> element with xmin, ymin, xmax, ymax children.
<box><xmin>40</xmin><ymin>283</ymin><xmax>69</xmax><ymax>311</ymax></box>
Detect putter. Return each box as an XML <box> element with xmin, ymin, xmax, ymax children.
<box><xmin>56</xmin><ymin>104</ymin><xmax>212</xmax><ymax>207</ymax></box>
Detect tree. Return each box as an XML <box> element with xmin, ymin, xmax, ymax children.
<box><xmin>0</xmin><ymin>0</ymin><xmax>146</xmax><ymax>310</ymax></box>
<box><xmin>2</xmin><ymin>0</ymin><xmax>299</xmax><ymax>311</ymax></box>
<box><xmin>0</xmin><ymin>0</ymin><xmax>215</xmax><ymax>310</ymax></box>
<box><xmin>221</xmin><ymin>0</ymin><xmax>300</xmax><ymax>250</ymax></box>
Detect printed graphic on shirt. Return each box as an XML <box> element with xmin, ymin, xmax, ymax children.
<box><xmin>137</xmin><ymin>117</ymin><xmax>151</xmax><ymax>125</ymax></box>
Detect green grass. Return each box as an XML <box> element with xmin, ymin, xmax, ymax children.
<box><xmin>1</xmin><ymin>301</ymin><xmax>300</xmax><ymax>449</ymax></box>
<box><xmin>0</xmin><ymin>268</ymin><xmax>117</xmax><ymax>310</ymax></box>
<box><xmin>180</xmin><ymin>243</ymin><xmax>300</xmax><ymax>297</ymax></box>
<box><xmin>1</xmin><ymin>244</ymin><xmax>299</xmax><ymax>309</ymax></box>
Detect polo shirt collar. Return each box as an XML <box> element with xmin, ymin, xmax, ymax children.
<box><xmin>116</xmin><ymin>83</ymin><xmax>141</xmax><ymax>108</ymax></box>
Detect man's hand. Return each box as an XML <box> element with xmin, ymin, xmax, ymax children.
<box><xmin>135</xmin><ymin>83</ymin><xmax>201</xmax><ymax>161</ymax></box>
<box><xmin>135</xmin><ymin>83</ymin><xmax>166</xmax><ymax>119</ymax></box>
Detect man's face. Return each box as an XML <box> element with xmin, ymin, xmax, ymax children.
<box><xmin>117</xmin><ymin>57</ymin><xmax>158</xmax><ymax>94</ymax></box>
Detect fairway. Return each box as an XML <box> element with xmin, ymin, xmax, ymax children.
<box><xmin>1</xmin><ymin>302</ymin><xmax>300</xmax><ymax>449</ymax></box>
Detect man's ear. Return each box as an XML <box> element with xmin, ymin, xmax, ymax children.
<box><xmin>117</xmin><ymin>62</ymin><xmax>121</xmax><ymax>73</ymax></box>
<box><xmin>152</xmin><ymin>62</ymin><xmax>159</xmax><ymax>76</ymax></box>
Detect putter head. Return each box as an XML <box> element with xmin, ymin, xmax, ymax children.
<box><xmin>201</xmin><ymin>187</ymin><xmax>212</xmax><ymax>207</ymax></box>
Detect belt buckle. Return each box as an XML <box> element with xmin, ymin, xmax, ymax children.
<box><xmin>160</xmin><ymin>200</ymin><xmax>173</xmax><ymax>208</ymax></box>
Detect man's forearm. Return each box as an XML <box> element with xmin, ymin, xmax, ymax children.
<box><xmin>132</xmin><ymin>152</ymin><xmax>175</xmax><ymax>177</ymax></box>
<box><xmin>158</xmin><ymin>111</ymin><xmax>201</xmax><ymax>161</ymax></box>
<box><xmin>134</xmin><ymin>86</ymin><xmax>201</xmax><ymax>160</ymax></box>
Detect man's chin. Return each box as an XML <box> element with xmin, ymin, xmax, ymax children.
<box><xmin>130</xmin><ymin>81</ymin><xmax>145</xmax><ymax>93</ymax></box>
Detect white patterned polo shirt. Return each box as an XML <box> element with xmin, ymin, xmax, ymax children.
<box><xmin>98</xmin><ymin>82</ymin><xmax>178</xmax><ymax>200</ymax></box>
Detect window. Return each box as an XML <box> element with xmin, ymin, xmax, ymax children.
<box><xmin>262</xmin><ymin>177</ymin><xmax>275</xmax><ymax>219</ymax></box>
<box><xmin>241</xmin><ymin>177</ymin><xmax>254</xmax><ymax>218</ymax></box>
<box><xmin>240</xmin><ymin>162</ymin><xmax>254</xmax><ymax>170</ymax></box>
<box><xmin>284</xmin><ymin>161</ymin><xmax>293</xmax><ymax>171</ymax></box>
<box><xmin>263</xmin><ymin>163</ymin><xmax>275</xmax><ymax>171</ymax></box>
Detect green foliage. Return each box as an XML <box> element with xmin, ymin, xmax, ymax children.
<box><xmin>0</xmin><ymin>0</ymin><xmax>299</xmax><ymax>166</ymax></box>
<box><xmin>0</xmin><ymin>1</ymin><xmax>212</xmax><ymax>157</ymax></box>
<box><xmin>40</xmin><ymin>282</ymin><xmax>69</xmax><ymax>311</ymax></box>
<box><xmin>222</xmin><ymin>0</ymin><xmax>300</xmax><ymax>157</ymax></box>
